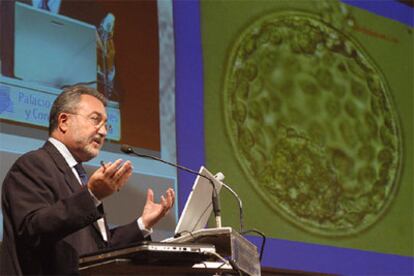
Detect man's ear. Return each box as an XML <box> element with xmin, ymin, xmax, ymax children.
<box><xmin>58</xmin><ymin>113</ymin><xmax>69</xmax><ymax>133</ymax></box>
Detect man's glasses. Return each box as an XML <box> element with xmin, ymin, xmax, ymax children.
<box><xmin>67</xmin><ymin>112</ymin><xmax>112</xmax><ymax>132</ymax></box>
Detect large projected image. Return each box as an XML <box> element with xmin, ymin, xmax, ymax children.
<box><xmin>223</xmin><ymin>11</ymin><xmax>401</xmax><ymax>236</ymax></box>
<box><xmin>1</xmin><ymin>0</ymin><xmax>161</xmax><ymax>150</ymax></box>
<box><xmin>203</xmin><ymin>0</ymin><xmax>412</xmax><ymax>256</ymax></box>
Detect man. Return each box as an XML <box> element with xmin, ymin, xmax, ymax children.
<box><xmin>0</xmin><ymin>85</ymin><xmax>175</xmax><ymax>275</ymax></box>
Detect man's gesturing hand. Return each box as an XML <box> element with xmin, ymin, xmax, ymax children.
<box><xmin>141</xmin><ymin>188</ymin><xmax>175</xmax><ymax>229</ymax></box>
<box><xmin>87</xmin><ymin>159</ymin><xmax>133</xmax><ymax>200</ymax></box>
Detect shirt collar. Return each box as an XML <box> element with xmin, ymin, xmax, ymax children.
<box><xmin>48</xmin><ymin>137</ymin><xmax>78</xmax><ymax>169</ymax></box>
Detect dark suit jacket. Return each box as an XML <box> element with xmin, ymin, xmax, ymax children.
<box><xmin>0</xmin><ymin>141</ymin><xmax>145</xmax><ymax>275</ymax></box>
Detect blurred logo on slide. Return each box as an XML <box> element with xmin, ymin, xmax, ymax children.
<box><xmin>0</xmin><ymin>86</ymin><xmax>13</xmax><ymax>114</ymax></box>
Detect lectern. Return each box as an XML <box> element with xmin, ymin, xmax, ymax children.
<box><xmin>169</xmin><ymin>227</ymin><xmax>261</xmax><ymax>276</ymax></box>
<box><xmin>79</xmin><ymin>228</ymin><xmax>261</xmax><ymax>276</ymax></box>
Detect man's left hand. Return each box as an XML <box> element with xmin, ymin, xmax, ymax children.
<box><xmin>141</xmin><ymin>188</ymin><xmax>175</xmax><ymax>229</ymax></box>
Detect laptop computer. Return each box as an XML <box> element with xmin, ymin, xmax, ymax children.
<box><xmin>14</xmin><ymin>2</ymin><xmax>97</xmax><ymax>89</ymax></box>
<box><xmin>167</xmin><ymin>166</ymin><xmax>223</xmax><ymax>240</ymax></box>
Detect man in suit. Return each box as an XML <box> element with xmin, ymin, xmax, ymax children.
<box><xmin>0</xmin><ymin>85</ymin><xmax>175</xmax><ymax>275</ymax></box>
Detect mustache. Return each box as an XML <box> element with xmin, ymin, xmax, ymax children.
<box><xmin>91</xmin><ymin>135</ymin><xmax>104</xmax><ymax>145</ymax></box>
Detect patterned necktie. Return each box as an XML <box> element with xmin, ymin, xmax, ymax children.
<box><xmin>74</xmin><ymin>163</ymin><xmax>88</xmax><ymax>186</ymax></box>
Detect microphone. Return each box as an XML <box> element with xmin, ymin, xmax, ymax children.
<box><xmin>120</xmin><ymin>144</ymin><xmax>222</xmax><ymax>228</ymax></box>
<box><xmin>214</xmin><ymin>173</ymin><xmax>244</xmax><ymax>232</ymax></box>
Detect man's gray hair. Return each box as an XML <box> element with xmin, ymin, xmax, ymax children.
<box><xmin>49</xmin><ymin>85</ymin><xmax>107</xmax><ymax>134</ymax></box>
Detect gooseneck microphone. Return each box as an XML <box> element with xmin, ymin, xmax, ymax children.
<box><xmin>120</xmin><ymin>144</ymin><xmax>222</xmax><ymax>228</ymax></box>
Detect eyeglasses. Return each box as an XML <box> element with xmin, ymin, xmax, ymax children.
<box><xmin>67</xmin><ymin>112</ymin><xmax>112</xmax><ymax>132</ymax></box>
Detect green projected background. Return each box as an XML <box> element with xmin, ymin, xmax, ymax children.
<box><xmin>203</xmin><ymin>0</ymin><xmax>413</xmax><ymax>256</ymax></box>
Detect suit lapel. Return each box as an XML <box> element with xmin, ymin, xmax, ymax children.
<box><xmin>43</xmin><ymin>141</ymin><xmax>82</xmax><ymax>193</ymax></box>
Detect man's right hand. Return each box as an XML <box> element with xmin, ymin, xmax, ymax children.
<box><xmin>87</xmin><ymin>159</ymin><xmax>133</xmax><ymax>200</ymax></box>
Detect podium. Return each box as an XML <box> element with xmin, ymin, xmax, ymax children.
<box><xmin>79</xmin><ymin>227</ymin><xmax>261</xmax><ymax>276</ymax></box>
<box><xmin>168</xmin><ymin>227</ymin><xmax>261</xmax><ymax>275</ymax></box>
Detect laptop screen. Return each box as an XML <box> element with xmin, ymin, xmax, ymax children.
<box><xmin>174</xmin><ymin>166</ymin><xmax>222</xmax><ymax>235</ymax></box>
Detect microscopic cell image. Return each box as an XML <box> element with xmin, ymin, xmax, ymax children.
<box><xmin>223</xmin><ymin>11</ymin><xmax>402</xmax><ymax>236</ymax></box>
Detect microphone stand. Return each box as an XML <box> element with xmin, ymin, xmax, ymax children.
<box><xmin>214</xmin><ymin>173</ymin><xmax>244</xmax><ymax>233</ymax></box>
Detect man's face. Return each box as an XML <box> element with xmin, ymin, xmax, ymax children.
<box><xmin>63</xmin><ymin>95</ymin><xmax>108</xmax><ymax>162</ymax></box>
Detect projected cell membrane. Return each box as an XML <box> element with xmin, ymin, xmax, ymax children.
<box><xmin>223</xmin><ymin>12</ymin><xmax>401</xmax><ymax>236</ymax></box>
